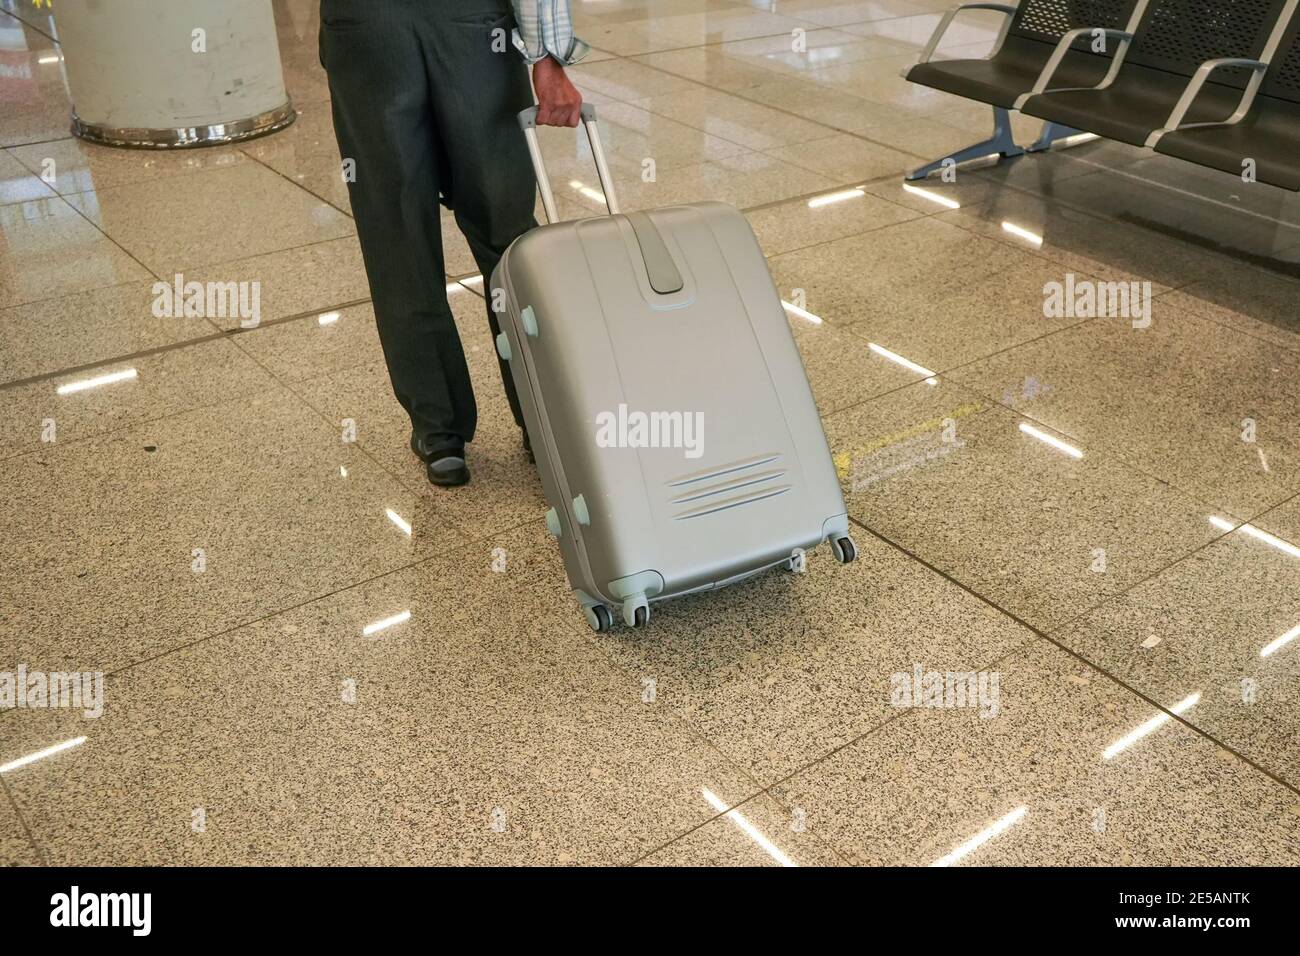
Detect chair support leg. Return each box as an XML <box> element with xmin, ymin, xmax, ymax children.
<box><xmin>1026</xmin><ymin>121</ymin><xmax>1086</xmax><ymax>153</ymax></box>
<box><xmin>905</xmin><ymin>106</ymin><xmax>1024</xmax><ymax>181</ymax></box>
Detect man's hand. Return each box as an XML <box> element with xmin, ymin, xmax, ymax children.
<box><xmin>533</xmin><ymin>57</ymin><xmax>582</xmax><ymax>127</ymax></box>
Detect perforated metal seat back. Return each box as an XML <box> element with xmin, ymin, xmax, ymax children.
<box><xmin>1008</xmin><ymin>0</ymin><xmax>1138</xmax><ymax>47</ymax></box>
<box><xmin>1260</xmin><ymin>10</ymin><xmax>1300</xmax><ymax>102</ymax></box>
<box><xmin>1126</xmin><ymin>0</ymin><xmax>1290</xmax><ymax>87</ymax></box>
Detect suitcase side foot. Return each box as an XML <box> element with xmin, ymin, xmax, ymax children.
<box><xmin>821</xmin><ymin>514</ymin><xmax>851</xmax><ymax>539</ymax></box>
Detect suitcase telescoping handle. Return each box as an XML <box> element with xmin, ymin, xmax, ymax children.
<box><xmin>518</xmin><ymin>103</ymin><xmax>621</xmax><ymax>224</ymax></box>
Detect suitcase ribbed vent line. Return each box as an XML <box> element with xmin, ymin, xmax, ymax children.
<box><xmin>673</xmin><ymin>485</ymin><xmax>790</xmax><ymax>520</ymax></box>
<box><xmin>669</xmin><ymin>468</ymin><xmax>786</xmax><ymax>505</ymax></box>
<box><xmin>667</xmin><ymin>453</ymin><xmax>781</xmax><ymax>487</ymax></box>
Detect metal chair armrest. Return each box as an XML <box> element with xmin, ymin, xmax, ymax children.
<box><xmin>1157</xmin><ymin>58</ymin><xmax>1268</xmax><ymax>135</ymax></box>
<box><xmin>1028</xmin><ymin>27</ymin><xmax>1133</xmax><ymax>96</ymax></box>
<box><xmin>914</xmin><ymin>3</ymin><xmax>1017</xmax><ymax>67</ymax></box>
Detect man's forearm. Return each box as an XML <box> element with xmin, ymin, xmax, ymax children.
<box><xmin>510</xmin><ymin>0</ymin><xmax>590</xmax><ymax>65</ymax></box>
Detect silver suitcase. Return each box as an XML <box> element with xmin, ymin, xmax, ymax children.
<box><xmin>490</xmin><ymin>104</ymin><xmax>857</xmax><ymax>632</ymax></box>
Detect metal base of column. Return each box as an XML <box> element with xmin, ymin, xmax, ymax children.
<box><xmin>905</xmin><ymin>106</ymin><xmax>1024</xmax><ymax>181</ymax></box>
<box><xmin>71</xmin><ymin>100</ymin><xmax>296</xmax><ymax>149</ymax></box>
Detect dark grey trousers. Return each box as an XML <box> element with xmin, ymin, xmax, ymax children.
<box><xmin>319</xmin><ymin>0</ymin><xmax>535</xmax><ymax>445</ymax></box>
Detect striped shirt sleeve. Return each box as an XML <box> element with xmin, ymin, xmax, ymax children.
<box><xmin>510</xmin><ymin>0</ymin><xmax>590</xmax><ymax>65</ymax></box>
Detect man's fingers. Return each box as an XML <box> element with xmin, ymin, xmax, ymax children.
<box><xmin>536</xmin><ymin>105</ymin><xmax>581</xmax><ymax>127</ymax></box>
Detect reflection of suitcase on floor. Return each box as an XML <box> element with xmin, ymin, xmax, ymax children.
<box><xmin>490</xmin><ymin>104</ymin><xmax>857</xmax><ymax>632</ymax></box>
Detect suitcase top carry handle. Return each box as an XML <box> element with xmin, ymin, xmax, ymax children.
<box><xmin>518</xmin><ymin>103</ymin><xmax>620</xmax><ymax>224</ymax></box>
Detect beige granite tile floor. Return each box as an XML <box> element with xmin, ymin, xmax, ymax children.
<box><xmin>292</xmin><ymin>290</ymin><xmax>550</xmax><ymax>544</ymax></box>
<box><xmin>0</xmin><ymin>336</ymin><xmax>279</xmax><ymax>460</ymax></box>
<box><xmin>0</xmin><ymin>788</ymin><xmax>41</xmax><ymax>865</ymax></box>
<box><xmin>0</xmin><ymin>12</ymin><xmax>74</xmax><ymax>150</ymax></box>
<box><xmin>572</xmin><ymin>149</ymin><xmax>839</xmax><ymax>214</ymax></box>
<box><xmin>1252</xmin><ymin>492</ymin><xmax>1300</xmax><ymax>543</ymax></box>
<box><xmin>582</xmin><ymin>9</ymin><xmax>822</xmax><ymax>57</ymax></box>
<box><xmin>273</xmin><ymin>0</ymin><xmax>331</xmax><ymax>107</ymax></box>
<box><xmin>0</xmin><ymin>279</ymin><xmax>220</xmax><ymax>385</ymax></box>
<box><xmin>764</xmin><ymin>131</ymin><xmax>918</xmax><ymax>182</ymax></box>
<box><xmin>636</xmin><ymin>792</ymin><xmax>848</xmax><ymax>865</ymax></box>
<box><xmin>4</xmin><ymin>0</ymin><xmax>1300</xmax><ymax>867</ymax></box>
<box><xmin>1056</xmin><ymin>517</ymin><xmax>1300</xmax><ymax>790</ymax></box>
<box><xmin>767</xmin><ymin>215</ymin><xmax>1035</xmax><ymax>328</ymax></box>
<box><xmin>946</xmin><ymin>303</ymin><xmax>1300</xmax><ymax>518</ymax></box>
<box><xmin>590</xmin><ymin>521</ymin><xmax>1036</xmax><ymax>785</ymax></box>
<box><xmin>1162</xmin><ymin>269</ymin><xmax>1300</xmax><ymax>352</ymax></box>
<box><xmin>228</xmin><ymin>301</ymin><xmax>386</xmax><ymax>384</ymax></box>
<box><xmin>7</xmin><ymin>137</ymin><xmax>252</xmax><ymax>197</ymax></box>
<box><xmin>0</xmin><ymin>150</ymin><xmax>56</xmax><ymax>207</ymax></box>
<box><xmin>823</xmin><ymin>379</ymin><xmax>1224</xmax><ymax>631</ymax></box>
<box><xmin>0</xmin><ymin>386</ymin><xmax>467</xmax><ymax>677</ymax></box>
<box><xmin>934</xmin><ymin>190</ymin><xmax>1242</xmax><ymax>295</ymax></box>
<box><xmin>0</xmin><ymin>196</ymin><xmax>153</xmax><ymax>309</ymax></box>
<box><xmin>771</xmin><ymin>639</ymin><xmax>1300</xmax><ymax>866</ymax></box>
<box><xmin>539</xmin><ymin>98</ymin><xmax>754</xmax><ymax>173</ymax></box>
<box><xmin>184</xmin><ymin>235</ymin><xmax>371</xmax><ymax>332</ymax></box>
<box><xmin>1</xmin><ymin>524</ymin><xmax>761</xmax><ymax>865</ymax></box>
<box><xmin>63</xmin><ymin>164</ymin><xmax>355</xmax><ymax>275</ymax></box>
<box><xmin>841</xmin><ymin>255</ymin><xmax>1103</xmax><ymax>373</ymax></box>
<box><xmin>630</xmin><ymin>87</ymin><xmax>840</xmax><ymax>152</ymax></box>
<box><xmin>744</xmin><ymin>184</ymin><xmax>921</xmax><ymax>257</ymax></box>
<box><xmin>236</xmin><ymin>100</ymin><xmax>350</xmax><ymax>214</ymax></box>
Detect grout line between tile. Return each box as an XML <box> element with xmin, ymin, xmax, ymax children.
<box><xmin>602</xmin><ymin>46</ymin><xmax>935</xmax><ymax>162</ymax></box>
<box><xmin>0</xmin><ymin>6</ymin><xmax>56</xmax><ymax>42</ymax></box>
<box><xmin>847</xmin><ymin>515</ymin><xmax>1300</xmax><ymax>798</ymax></box>
<box><xmin>560</xmin><ymin>604</ymin><xmax>856</xmax><ymax>865</ymax></box>
<box><xmin>2</xmin><ymin>164</ymin><xmax>937</xmax><ymax>394</ymax></box>
<box><xmin>1047</xmin><ymin>485</ymin><xmax>1300</xmax><ymax>638</ymax></box>
<box><xmin>0</xmin><ymin>296</ymin><xmax>373</xmax><ymax>394</ymax></box>
<box><xmin>628</xmin><ymin>631</ymin><xmax>1039</xmax><ymax>866</ymax></box>
<box><xmin>0</xmin><ymin>774</ymin><xmax>47</xmax><ymax>865</ymax></box>
<box><xmin>238</xmin><ymin>138</ymin><xmax>356</xmax><ymax>221</ymax></box>
<box><xmin>41</xmin><ymin>509</ymin><xmax>543</xmax><ymax>693</ymax></box>
<box><xmin>55</xmin><ymin>193</ymin><xmax>163</xmax><ymax>283</ymax></box>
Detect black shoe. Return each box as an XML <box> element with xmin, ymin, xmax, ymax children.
<box><xmin>410</xmin><ymin>431</ymin><xmax>469</xmax><ymax>486</ymax></box>
<box><xmin>427</xmin><ymin>450</ymin><xmax>469</xmax><ymax>486</ymax></box>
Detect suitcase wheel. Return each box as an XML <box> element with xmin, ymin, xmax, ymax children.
<box><xmin>830</xmin><ymin>534</ymin><xmax>857</xmax><ymax>564</ymax></box>
<box><xmin>622</xmin><ymin>595</ymin><xmax>650</xmax><ymax>628</ymax></box>
<box><xmin>584</xmin><ymin>604</ymin><xmax>613</xmax><ymax>632</ymax></box>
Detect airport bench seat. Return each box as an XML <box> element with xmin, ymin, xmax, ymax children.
<box><xmin>902</xmin><ymin>0</ymin><xmax>1300</xmax><ymax>190</ymax></box>
<box><xmin>1154</xmin><ymin>101</ymin><xmax>1300</xmax><ymax>189</ymax></box>
<box><xmin>900</xmin><ymin>0</ymin><xmax>1143</xmax><ymax>178</ymax></box>
<box><xmin>907</xmin><ymin>35</ymin><xmax>1116</xmax><ymax>109</ymax></box>
<box><xmin>1020</xmin><ymin>66</ymin><xmax>1248</xmax><ymax>147</ymax></box>
<box><xmin>1152</xmin><ymin>14</ymin><xmax>1300</xmax><ymax>190</ymax></box>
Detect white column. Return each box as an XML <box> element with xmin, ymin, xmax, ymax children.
<box><xmin>55</xmin><ymin>0</ymin><xmax>293</xmax><ymax>148</ymax></box>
